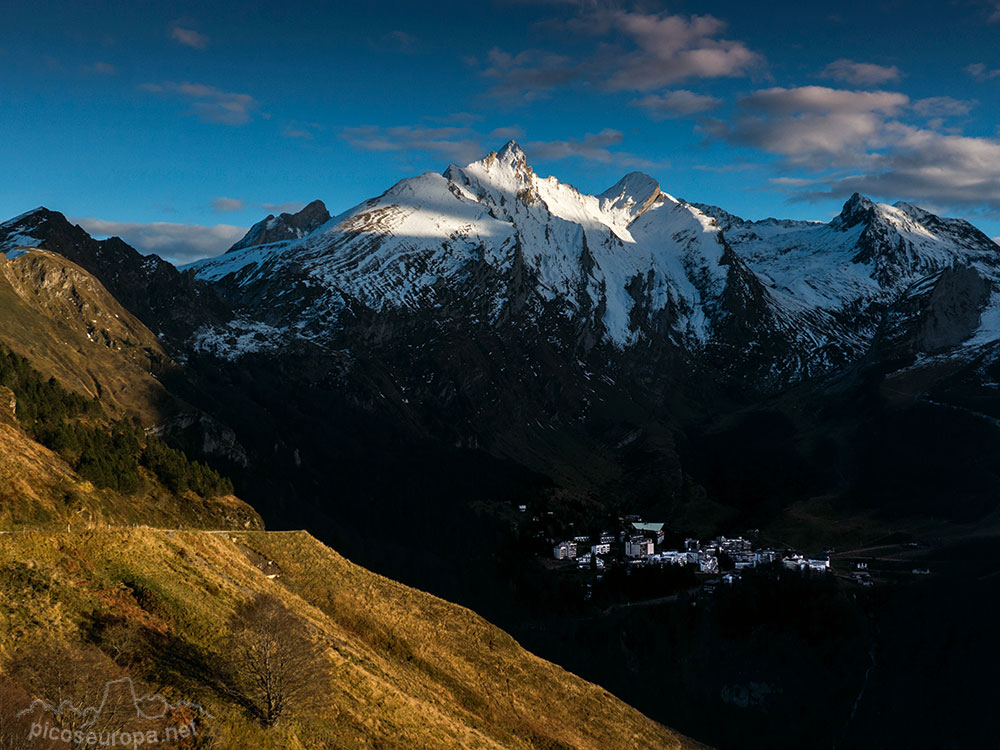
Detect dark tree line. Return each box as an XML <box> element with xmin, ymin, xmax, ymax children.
<box><xmin>0</xmin><ymin>345</ymin><xmax>232</xmax><ymax>497</ymax></box>
<box><xmin>140</xmin><ymin>438</ymin><xmax>233</xmax><ymax>497</ymax></box>
<box><xmin>0</xmin><ymin>347</ymin><xmax>100</xmax><ymax>429</ymax></box>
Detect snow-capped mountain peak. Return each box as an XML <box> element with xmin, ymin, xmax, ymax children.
<box><xmin>180</xmin><ymin>146</ymin><xmax>1000</xmax><ymax>384</ymax></box>
<box><xmin>892</xmin><ymin>200</ymin><xmax>933</xmax><ymax>222</ymax></box>
<box><xmin>2</xmin><ymin>206</ymin><xmax>50</xmax><ymax>225</ymax></box>
<box><xmin>834</xmin><ymin>192</ymin><xmax>878</xmax><ymax>229</ymax></box>
<box><xmin>0</xmin><ymin>207</ymin><xmax>73</xmax><ymax>258</ymax></box>
<box><xmin>494</xmin><ymin>139</ymin><xmax>529</xmax><ymax>169</ymax></box>
<box><xmin>450</xmin><ymin>141</ymin><xmax>539</xmax><ymax>207</ymax></box>
<box><xmin>187</xmin><ymin>144</ymin><xmax>745</xmax><ymax>354</ymax></box>
<box><xmin>598</xmin><ymin>172</ymin><xmax>662</xmax><ymax>222</ymax></box>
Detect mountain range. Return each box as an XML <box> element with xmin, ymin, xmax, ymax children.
<box><xmin>181</xmin><ymin>141</ymin><xmax>1000</xmax><ymax>383</ymax></box>
<box><xmin>0</xmin><ymin>170</ymin><xmax>704</xmax><ymax>748</ymax></box>
<box><xmin>5</xmin><ymin>139</ymin><xmax>1000</xmax><ymax>528</ymax></box>
<box><xmin>4</xmin><ymin>140</ymin><xmax>1000</xmax><ymax>535</ymax></box>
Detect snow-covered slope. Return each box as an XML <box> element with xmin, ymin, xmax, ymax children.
<box><xmin>702</xmin><ymin>193</ymin><xmax>1000</xmax><ymax>349</ymax></box>
<box><xmin>187</xmin><ymin>142</ymin><xmax>808</xmax><ymax>366</ymax></box>
<box><xmin>0</xmin><ymin>209</ymin><xmax>48</xmax><ymax>258</ymax></box>
<box><xmin>184</xmin><ymin>142</ymin><xmax>1000</xmax><ymax>385</ymax></box>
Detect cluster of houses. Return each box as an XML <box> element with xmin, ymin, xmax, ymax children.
<box><xmin>554</xmin><ymin>531</ymin><xmax>618</xmax><ymax>571</ymax></box>
<box><xmin>553</xmin><ymin>519</ymin><xmax>831</xmax><ymax>576</ymax></box>
<box><xmin>781</xmin><ymin>552</ymin><xmax>833</xmax><ymax>573</ymax></box>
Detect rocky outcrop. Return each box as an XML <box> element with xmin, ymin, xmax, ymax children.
<box><xmin>226</xmin><ymin>200</ymin><xmax>331</xmax><ymax>252</ymax></box>
<box><xmin>0</xmin><ymin>385</ymin><xmax>16</xmax><ymax>423</ymax></box>
<box><xmin>876</xmin><ymin>265</ymin><xmax>992</xmax><ymax>361</ymax></box>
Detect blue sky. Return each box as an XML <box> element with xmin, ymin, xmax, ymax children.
<box><xmin>3</xmin><ymin>0</ymin><xmax>1000</xmax><ymax>263</ymax></box>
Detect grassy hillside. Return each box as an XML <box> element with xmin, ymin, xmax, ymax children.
<box><xmin>0</xmin><ymin>244</ymin><xmax>702</xmax><ymax>748</ymax></box>
<box><xmin>0</xmin><ymin>415</ymin><xmax>260</xmax><ymax>531</ymax></box>
<box><xmin>0</xmin><ymin>528</ymin><xmax>702</xmax><ymax>749</ymax></box>
<box><xmin>0</xmin><ymin>344</ymin><xmax>260</xmax><ymax>531</ymax></box>
<box><xmin>0</xmin><ymin>249</ymin><xmax>178</xmax><ymax>423</ymax></box>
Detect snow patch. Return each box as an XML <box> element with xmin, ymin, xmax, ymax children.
<box><xmin>968</xmin><ymin>291</ymin><xmax>1000</xmax><ymax>347</ymax></box>
<box><xmin>1</xmin><ymin>233</ymin><xmax>44</xmax><ymax>259</ymax></box>
<box><xmin>190</xmin><ymin>318</ymin><xmax>290</xmax><ymax>359</ymax></box>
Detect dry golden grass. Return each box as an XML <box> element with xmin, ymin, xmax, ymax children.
<box><xmin>0</xmin><ymin>249</ymin><xmax>261</xmax><ymax>531</ymax></box>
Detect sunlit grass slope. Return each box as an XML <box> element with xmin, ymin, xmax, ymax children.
<box><xmin>0</xmin><ymin>528</ymin><xmax>704</xmax><ymax>749</ymax></box>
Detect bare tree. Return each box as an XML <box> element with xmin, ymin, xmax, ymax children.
<box><xmin>98</xmin><ymin>619</ymin><xmax>147</xmax><ymax>670</ymax></box>
<box><xmin>224</xmin><ymin>593</ymin><xmax>327</xmax><ymax>727</ymax></box>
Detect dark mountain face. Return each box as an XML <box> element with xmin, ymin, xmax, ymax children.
<box><xmin>875</xmin><ymin>264</ymin><xmax>992</xmax><ymax>361</ymax></box>
<box><xmin>169</xmin><ymin>151</ymin><xmax>1000</xmax><ymax>517</ymax></box>
<box><xmin>836</xmin><ymin>191</ymin><xmax>880</xmax><ymax>230</ymax></box>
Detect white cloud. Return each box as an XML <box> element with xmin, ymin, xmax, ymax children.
<box><xmin>525</xmin><ymin>129</ymin><xmax>666</xmax><ymax>169</ymax></box>
<box><xmin>340</xmin><ymin>125</ymin><xmax>486</xmax><ymax>163</ymax></box>
<box><xmin>481</xmin><ymin>48</ymin><xmax>577</xmax><ymax>100</ymax></box>
<box><xmin>912</xmin><ymin>96</ymin><xmax>976</xmax><ymax>118</ymax></box>
<box><xmin>692</xmin><ymin>162</ymin><xmax>761</xmax><ymax>174</ymax></box>
<box><xmin>169</xmin><ymin>25</ymin><xmax>209</xmax><ymax>49</ymax></box>
<box><xmin>708</xmin><ymin>85</ymin><xmax>1000</xmax><ymax>213</ymax></box>
<box><xmin>819</xmin><ymin>59</ymin><xmax>902</xmax><ymax>86</ymax></box>
<box><xmin>212</xmin><ymin>198</ymin><xmax>315</xmax><ymax>217</ymax></box>
<box><xmin>74</xmin><ymin>218</ymin><xmax>247</xmax><ymax>264</ymax></box>
<box><xmin>739</xmin><ymin>86</ymin><xmax>908</xmax><ymax>115</ymax></box>
<box><xmin>630</xmin><ymin>89</ymin><xmax>722</xmax><ymax>119</ymax></box>
<box><xmin>140</xmin><ymin>81</ymin><xmax>258</xmax><ymax>125</ymax></box>
<box><xmin>341</xmin><ymin>122</ymin><xmax>663</xmax><ymax>170</ymax></box>
<box><xmin>488</xmin><ymin>125</ymin><xmax>525</xmax><ymax>141</ymax></box>
<box><xmin>769</xmin><ymin>176</ymin><xmax>815</xmax><ymax>187</ymax></box>
<box><xmin>480</xmin><ymin>5</ymin><xmax>761</xmax><ymax>101</ymax></box>
<box><xmin>966</xmin><ymin>62</ymin><xmax>1000</xmax><ymax>81</ymax></box>
<box><xmin>211</xmin><ymin>197</ymin><xmax>246</xmax><ymax>213</ymax></box>
<box><xmin>597</xmin><ymin>9</ymin><xmax>763</xmax><ymax>92</ymax></box>
<box><xmin>816</xmin><ymin>127</ymin><xmax>1000</xmax><ymax>210</ymax></box>
<box><xmin>82</xmin><ymin>61</ymin><xmax>116</xmax><ymax>75</ymax></box>
<box><xmin>429</xmin><ymin>112</ymin><xmax>485</xmax><ymax>126</ymax></box>
<box><xmin>262</xmin><ymin>202</ymin><xmax>306</xmax><ymax>214</ymax></box>
<box><xmin>372</xmin><ymin>30</ymin><xmax>418</xmax><ymax>54</ymax></box>
<box><xmin>281</xmin><ymin>121</ymin><xmax>324</xmax><ymax>140</ymax></box>
<box><xmin>709</xmin><ymin>86</ymin><xmax>909</xmax><ymax>166</ymax></box>
<box><xmin>283</xmin><ymin>127</ymin><xmax>313</xmax><ymax>139</ymax></box>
